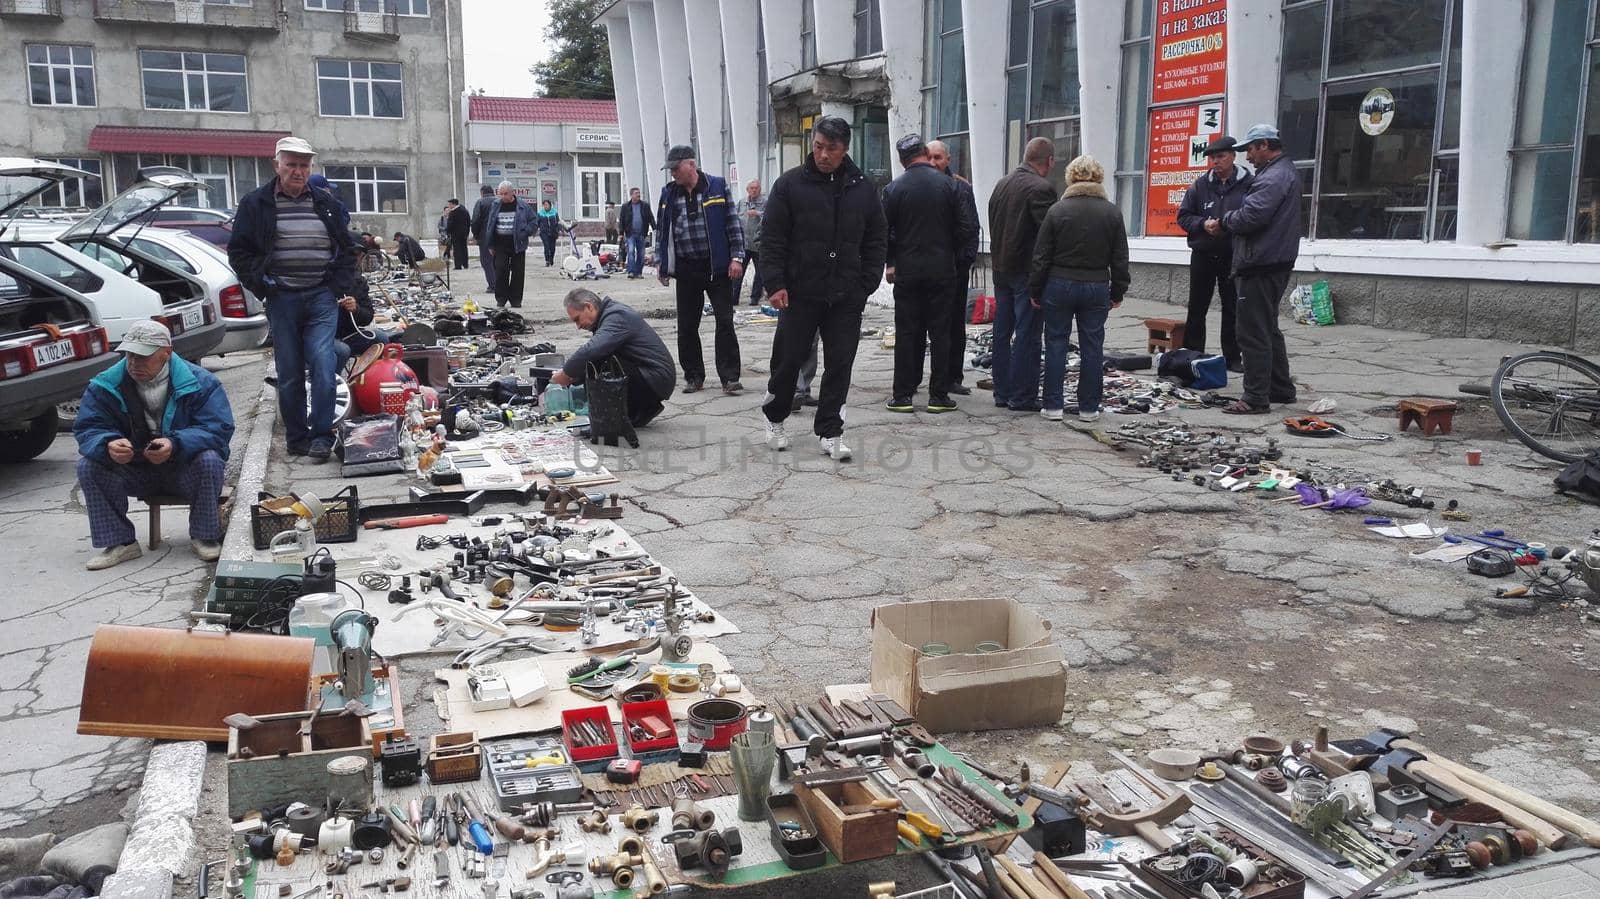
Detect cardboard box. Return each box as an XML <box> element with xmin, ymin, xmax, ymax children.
<box><xmin>870</xmin><ymin>598</ymin><xmax>1065</xmax><ymax>733</ymax></box>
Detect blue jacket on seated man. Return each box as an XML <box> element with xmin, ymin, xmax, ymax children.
<box><xmin>73</xmin><ymin>320</ymin><xmax>234</xmax><ymax>571</ymax></box>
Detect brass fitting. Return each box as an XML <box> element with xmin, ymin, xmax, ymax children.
<box><xmin>588</xmin><ymin>852</ymin><xmax>640</xmax><ymax>888</ymax></box>
<box><xmin>617</xmin><ymin>834</ymin><xmax>644</xmax><ymax>856</ymax></box>
<box><xmin>620</xmin><ymin>805</ymin><xmax>657</xmax><ymax>834</ymax></box>
<box><xmin>671</xmin><ymin>798</ymin><xmax>713</xmax><ymax>831</ymax></box>
<box><xmin>638</xmin><ymin>853</ymin><xmax>667</xmax><ymax>895</ymax></box>
<box><xmin>579</xmin><ymin>809</ymin><xmax>611</xmax><ymax>834</ymax></box>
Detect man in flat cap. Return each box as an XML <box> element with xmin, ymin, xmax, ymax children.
<box><xmin>1176</xmin><ymin>135</ymin><xmax>1251</xmax><ymax>371</ymax></box>
<box><xmin>655</xmin><ymin>145</ymin><xmax>747</xmax><ymax>395</ymax></box>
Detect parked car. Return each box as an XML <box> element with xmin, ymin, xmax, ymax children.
<box><xmin>112</xmin><ymin>226</ymin><xmax>267</xmax><ymax>355</ymax></box>
<box><xmin>149</xmin><ymin>205</ymin><xmax>233</xmax><ymax>248</ymax></box>
<box><xmin>0</xmin><ymin>159</ymin><xmax>116</xmax><ymax>462</ymax></box>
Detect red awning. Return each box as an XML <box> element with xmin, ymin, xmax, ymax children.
<box><xmin>88</xmin><ymin>126</ymin><xmax>290</xmax><ymax>158</ymax></box>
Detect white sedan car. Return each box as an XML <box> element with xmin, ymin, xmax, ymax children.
<box><xmin>108</xmin><ymin>228</ymin><xmax>267</xmax><ymax>355</ymax></box>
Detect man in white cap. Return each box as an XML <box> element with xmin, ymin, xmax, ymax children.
<box><xmin>228</xmin><ymin>135</ymin><xmax>357</xmax><ymax>460</ymax></box>
<box><xmin>73</xmin><ymin>321</ymin><xmax>236</xmax><ymax>569</ymax></box>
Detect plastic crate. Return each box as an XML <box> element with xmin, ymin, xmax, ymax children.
<box><xmin>250</xmin><ymin>486</ymin><xmax>360</xmax><ymax>550</ymax></box>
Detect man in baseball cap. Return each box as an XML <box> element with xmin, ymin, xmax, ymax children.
<box><xmin>73</xmin><ymin>321</ymin><xmax>236</xmax><ymax>569</ymax></box>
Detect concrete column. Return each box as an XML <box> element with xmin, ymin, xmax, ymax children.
<box><xmin>627</xmin><ymin>1</ymin><xmax>670</xmax><ymax>198</ymax></box>
<box><xmin>815</xmin><ymin>0</ymin><xmax>854</xmax><ymax>64</ymax></box>
<box><xmin>1456</xmin><ymin>0</ymin><xmax>1519</xmax><ymax>245</ymax></box>
<box><xmin>1224</xmin><ymin>0</ymin><xmax>1281</xmax><ymax>134</ymax></box>
<box><xmin>685</xmin><ymin>0</ymin><xmax>728</xmax><ymax>177</ymax></box>
<box><xmin>1077</xmin><ymin>0</ymin><xmax>1122</xmax><ymax>194</ymax></box>
<box><xmin>720</xmin><ymin>0</ymin><xmax>763</xmax><ymax>185</ymax></box>
<box><xmin>655</xmin><ymin>0</ymin><xmax>697</xmax><ymax>150</ymax></box>
<box><xmin>602</xmin><ymin>13</ymin><xmax>649</xmax><ymax>198</ymax></box>
<box><xmin>877</xmin><ymin>0</ymin><xmax>924</xmax><ymax>149</ymax></box>
<box><xmin>761</xmin><ymin>0</ymin><xmax>803</xmax><ymax>82</ymax></box>
<box><xmin>962</xmin><ymin>0</ymin><xmax>1005</xmax><ymax>233</ymax></box>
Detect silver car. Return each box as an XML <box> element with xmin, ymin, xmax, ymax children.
<box><xmin>112</xmin><ymin>227</ymin><xmax>267</xmax><ymax>355</ymax></box>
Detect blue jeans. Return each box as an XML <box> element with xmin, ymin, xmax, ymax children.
<box><xmin>266</xmin><ymin>286</ymin><xmax>339</xmax><ymax>446</ymax></box>
<box><xmin>626</xmin><ymin>233</ymin><xmax>646</xmax><ymax>276</ymax></box>
<box><xmin>1041</xmin><ymin>278</ymin><xmax>1111</xmax><ymax>413</ymax></box>
<box><xmin>991</xmin><ymin>271</ymin><xmax>1040</xmax><ymax>408</ymax></box>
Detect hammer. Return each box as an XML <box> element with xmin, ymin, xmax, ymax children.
<box><xmin>1081</xmin><ymin>792</ymin><xmax>1191</xmax><ymax>850</ymax></box>
<box><xmin>1362</xmin><ymin>730</ymin><xmax>1566</xmax><ymax>848</ymax></box>
<box><xmin>1369</xmin><ymin>728</ymin><xmax>1600</xmax><ymax>849</ymax></box>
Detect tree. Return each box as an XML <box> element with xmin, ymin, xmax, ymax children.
<box><xmin>530</xmin><ymin>0</ymin><xmax>614</xmax><ymax>100</ymax></box>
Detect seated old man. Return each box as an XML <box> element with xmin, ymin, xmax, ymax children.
<box><xmin>74</xmin><ymin>321</ymin><xmax>236</xmax><ymax>570</ymax></box>
<box><xmin>551</xmin><ymin>289</ymin><xmax>675</xmax><ymax>428</ymax></box>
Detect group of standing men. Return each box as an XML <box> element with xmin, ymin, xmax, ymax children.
<box><xmin>464</xmin><ymin>184</ymin><xmax>569</xmax><ymax>308</ymax></box>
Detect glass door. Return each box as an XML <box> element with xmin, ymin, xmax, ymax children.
<box><xmin>1315</xmin><ymin>71</ymin><xmax>1439</xmax><ymax>240</ymax></box>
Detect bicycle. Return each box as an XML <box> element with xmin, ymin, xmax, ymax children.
<box><xmin>1461</xmin><ymin>350</ymin><xmax>1600</xmax><ymax>462</ymax></box>
<box><xmin>355</xmin><ymin>245</ymin><xmax>392</xmax><ymax>275</ymax></box>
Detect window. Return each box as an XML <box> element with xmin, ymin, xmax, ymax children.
<box><xmin>577</xmin><ymin>167</ymin><xmax>623</xmax><ymax>220</ymax></box>
<box><xmin>233</xmin><ymin>156</ymin><xmax>271</xmax><ymax>204</ymax></box>
<box><xmin>7</xmin><ymin>244</ymin><xmax>103</xmax><ymax>295</ymax></box>
<box><xmin>32</xmin><ymin>158</ymin><xmax>103</xmax><ymax>209</ymax></box>
<box><xmin>1275</xmin><ymin>0</ymin><xmax>1462</xmax><ymax>241</ymax></box>
<box><xmin>316</xmin><ymin>59</ymin><xmax>403</xmax><ymax>118</ymax></box>
<box><xmin>922</xmin><ymin>0</ymin><xmax>972</xmax><ymax>179</ymax></box>
<box><xmin>130</xmin><ymin>154</ymin><xmax>231</xmax><ymax>210</ymax></box>
<box><xmin>306</xmin><ymin>0</ymin><xmax>427</xmax><ymax>14</ymax></box>
<box><xmin>140</xmin><ymin>50</ymin><xmax>248</xmax><ymax>113</ymax></box>
<box><xmin>27</xmin><ymin>44</ymin><xmax>95</xmax><ymax>108</ymax></box>
<box><xmin>801</xmin><ymin>0</ymin><xmax>818</xmax><ymax>69</ymax></box>
<box><xmin>1004</xmin><ymin>1</ymin><xmax>1081</xmax><ymax>191</ymax></box>
<box><xmin>323</xmin><ymin>165</ymin><xmax>408</xmax><ymax>214</ymax></box>
<box><xmin>855</xmin><ymin>0</ymin><xmax>883</xmax><ymax>56</ymax></box>
<box><xmin>1508</xmin><ymin>0</ymin><xmax>1594</xmax><ymax>241</ymax></box>
<box><xmin>1114</xmin><ymin>0</ymin><xmax>1151</xmax><ymax>232</ymax></box>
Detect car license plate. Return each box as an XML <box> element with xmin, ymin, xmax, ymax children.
<box><xmin>182</xmin><ymin>307</ymin><xmax>203</xmax><ymax>330</ymax></box>
<box><xmin>32</xmin><ymin>338</ymin><xmax>76</xmax><ymax>369</ymax></box>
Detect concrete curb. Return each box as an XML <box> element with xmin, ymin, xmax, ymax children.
<box><xmin>104</xmin><ymin>382</ymin><xmax>279</xmax><ymax>899</ymax></box>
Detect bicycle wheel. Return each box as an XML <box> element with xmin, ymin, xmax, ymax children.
<box><xmin>1490</xmin><ymin>350</ymin><xmax>1600</xmax><ymax>462</ymax></box>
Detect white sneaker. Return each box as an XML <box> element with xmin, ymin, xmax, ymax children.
<box><xmin>1041</xmin><ymin>408</ymin><xmax>1064</xmax><ymax>421</ymax></box>
<box><xmin>819</xmin><ymin>435</ymin><xmax>853</xmax><ymax>461</ymax></box>
<box><xmin>86</xmin><ymin>542</ymin><xmax>142</xmax><ymax>571</ymax></box>
<box><xmin>764</xmin><ymin>419</ymin><xmax>789</xmax><ymax>451</ymax></box>
<box><xmin>1078</xmin><ymin>410</ymin><xmax>1101</xmax><ymax>423</ymax></box>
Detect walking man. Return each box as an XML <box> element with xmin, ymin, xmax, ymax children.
<box><xmin>1177</xmin><ymin>136</ymin><xmax>1249</xmax><ymax>372</ymax></box>
<box><xmin>882</xmin><ymin>133</ymin><xmax>978</xmax><ymax>414</ymax></box>
<box><xmin>228</xmin><ymin>135</ymin><xmax>356</xmax><ymax>461</ymax></box>
<box><xmin>1215</xmin><ymin>124</ymin><xmax>1301</xmax><ymax>414</ymax></box>
<box><xmin>537</xmin><ymin>199</ymin><xmax>562</xmax><ymax>267</ymax></box>
<box><xmin>445</xmin><ymin>198</ymin><xmax>472</xmax><ymax>270</ymax></box>
<box><xmin>759</xmin><ymin>115</ymin><xmax>887</xmax><ymax>460</ymax></box>
<box><xmin>925</xmin><ymin>140</ymin><xmax>980</xmax><ymax>395</ymax></box>
<box><xmin>470</xmin><ymin>184</ymin><xmax>497</xmax><ymax>291</ymax></box>
<box><xmin>986</xmin><ymin>136</ymin><xmax>1056</xmax><ymax>412</ymax></box>
<box><xmin>620</xmin><ymin>187</ymin><xmax>654</xmax><ymax>278</ymax></box>
<box><xmin>734</xmin><ymin>179</ymin><xmax>766</xmax><ymax>306</ymax></box>
<box><xmin>655</xmin><ymin>145</ymin><xmax>747</xmax><ymax>394</ymax></box>
<box><xmin>488</xmin><ymin>181</ymin><xmax>536</xmax><ymax>309</ymax></box>
<box><xmin>604</xmin><ymin>201</ymin><xmax>620</xmax><ymax>246</ymax></box>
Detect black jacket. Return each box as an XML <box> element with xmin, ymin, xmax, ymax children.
<box><xmin>227</xmin><ymin>178</ymin><xmax>357</xmax><ymax>299</ymax></box>
<box><xmin>446</xmin><ymin>205</ymin><xmax>472</xmax><ymax>240</ymax></box>
<box><xmin>619</xmin><ymin>199</ymin><xmax>655</xmax><ymax>238</ymax></box>
<box><xmin>336</xmin><ymin>278</ymin><xmax>377</xmax><ymax>354</ymax></box>
<box><xmin>1028</xmin><ymin>181</ymin><xmax>1131</xmax><ymax>302</ymax></box>
<box><xmin>987</xmin><ymin>165</ymin><xmax>1057</xmax><ymax>276</ymax></box>
<box><xmin>760</xmin><ymin>154</ymin><xmax>887</xmax><ymax>307</ymax></box>
<box><xmin>470</xmin><ymin>194</ymin><xmax>496</xmax><ymax>244</ymax></box>
<box><xmin>882</xmin><ymin>161</ymin><xmax>978</xmax><ymax>284</ymax></box>
<box><xmin>393</xmin><ymin>233</ymin><xmax>425</xmax><ymax>266</ymax></box>
<box><xmin>953</xmin><ymin>176</ymin><xmax>980</xmax><ymax>271</ymax></box>
<box><xmin>1176</xmin><ymin>168</ymin><xmax>1253</xmax><ymax>255</ymax></box>
<box><xmin>562</xmin><ymin>297</ymin><xmax>676</xmax><ymax>400</ymax></box>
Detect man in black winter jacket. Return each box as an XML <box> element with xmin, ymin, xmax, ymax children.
<box><xmin>469</xmin><ymin>185</ymin><xmax>497</xmax><ymax>290</ymax></box>
<box><xmin>882</xmin><ymin>133</ymin><xmax>979</xmax><ymax>414</ymax></box>
<box><xmin>927</xmin><ymin>140</ymin><xmax>980</xmax><ymax>395</ymax></box>
<box><xmin>1176</xmin><ymin>136</ymin><xmax>1251</xmax><ymax>371</ymax></box>
<box><xmin>758</xmin><ymin>115</ymin><xmax>888</xmax><ymax>462</ymax></box>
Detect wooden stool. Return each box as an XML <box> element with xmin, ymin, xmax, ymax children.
<box><xmin>1145</xmin><ymin>317</ymin><xmax>1187</xmax><ymax>353</ymax></box>
<box><xmin>1397</xmin><ymin>398</ymin><xmax>1457</xmax><ymax>436</ymax></box>
<box><xmin>141</xmin><ymin>485</ymin><xmax>234</xmax><ymax>550</ymax></box>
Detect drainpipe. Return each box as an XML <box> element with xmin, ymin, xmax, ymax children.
<box><xmin>445</xmin><ymin>0</ymin><xmax>460</xmax><ymax>199</ymax></box>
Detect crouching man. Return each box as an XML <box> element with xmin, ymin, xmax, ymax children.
<box><xmin>550</xmin><ymin>289</ymin><xmax>675</xmax><ymax>428</ymax></box>
<box><xmin>74</xmin><ymin>321</ymin><xmax>235</xmax><ymax>570</ymax></box>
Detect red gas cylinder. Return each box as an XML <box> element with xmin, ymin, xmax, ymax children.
<box><xmin>351</xmin><ymin>344</ymin><xmax>419</xmax><ymax>414</ymax></box>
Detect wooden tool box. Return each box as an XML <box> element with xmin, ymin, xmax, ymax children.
<box><xmin>226</xmin><ymin>710</ymin><xmax>374</xmax><ymax>818</ymax></box>
<box><xmin>794</xmin><ymin>780</ymin><xmax>898</xmax><ymax>863</ymax></box>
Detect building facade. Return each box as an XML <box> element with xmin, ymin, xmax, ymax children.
<box><xmin>461</xmin><ymin>95</ymin><xmax>625</xmax><ymax>237</ymax></box>
<box><xmin>600</xmin><ymin>0</ymin><xmax>1600</xmax><ymax>350</ymax></box>
<box><xmin>4</xmin><ymin>0</ymin><xmax>465</xmax><ymax>239</ymax></box>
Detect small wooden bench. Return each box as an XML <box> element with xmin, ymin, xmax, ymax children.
<box><xmin>140</xmin><ymin>485</ymin><xmax>234</xmax><ymax>550</ymax></box>
<box><xmin>1145</xmin><ymin>317</ymin><xmax>1187</xmax><ymax>353</ymax></box>
<box><xmin>1397</xmin><ymin>397</ymin><xmax>1458</xmax><ymax>437</ymax></box>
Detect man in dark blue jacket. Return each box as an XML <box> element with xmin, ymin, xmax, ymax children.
<box><xmin>656</xmin><ymin>145</ymin><xmax>747</xmax><ymax>394</ymax></box>
<box><xmin>227</xmin><ymin>136</ymin><xmax>355</xmax><ymax>461</ymax></box>
<box><xmin>1177</xmin><ymin>136</ymin><xmax>1251</xmax><ymax>372</ymax></box>
<box><xmin>74</xmin><ymin>321</ymin><xmax>235</xmax><ymax>570</ymax></box>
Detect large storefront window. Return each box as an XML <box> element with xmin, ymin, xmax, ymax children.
<box><xmin>921</xmin><ymin>0</ymin><xmax>971</xmax><ymax>180</ymax></box>
<box><xmin>1003</xmin><ymin>0</ymin><xmax>1080</xmax><ymax>190</ymax></box>
<box><xmin>577</xmin><ymin>167</ymin><xmax>623</xmax><ymax>221</ymax></box>
<box><xmin>1508</xmin><ymin>0</ymin><xmax>1596</xmax><ymax>242</ymax></box>
<box><xmin>1276</xmin><ymin>0</ymin><xmax>1461</xmax><ymax>241</ymax></box>
<box><xmin>854</xmin><ymin>104</ymin><xmax>891</xmax><ymax>192</ymax></box>
<box><xmin>1114</xmin><ymin>0</ymin><xmax>1151</xmax><ymax>232</ymax></box>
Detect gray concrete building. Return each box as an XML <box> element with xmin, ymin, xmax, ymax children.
<box><xmin>3</xmin><ymin>0</ymin><xmax>465</xmax><ymax>239</ymax></box>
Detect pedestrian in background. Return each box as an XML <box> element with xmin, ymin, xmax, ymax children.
<box><xmin>1215</xmin><ymin>124</ymin><xmax>1300</xmax><ymax>414</ymax></box>
<box><xmin>445</xmin><ymin>198</ymin><xmax>472</xmax><ymax>270</ymax></box>
<box><xmin>926</xmin><ymin>140</ymin><xmax>980</xmax><ymax>396</ymax></box>
<box><xmin>488</xmin><ymin>181</ymin><xmax>536</xmax><ymax>309</ymax></box>
<box><xmin>758</xmin><ymin>115</ymin><xmax>887</xmax><ymax>461</ymax></box>
<box><xmin>1177</xmin><ymin>136</ymin><xmax>1249</xmax><ymax>372</ymax></box>
<box><xmin>228</xmin><ymin>136</ymin><xmax>356</xmax><ymax>462</ymax></box>
<box><xmin>391</xmin><ymin>230</ymin><xmax>425</xmax><ymax>268</ymax></box>
<box><xmin>436</xmin><ymin>203</ymin><xmax>449</xmax><ymax>260</ymax></box>
<box><xmin>734</xmin><ymin>179</ymin><xmax>767</xmax><ymax>306</ymax></box>
<box><xmin>620</xmin><ymin>186</ymin><xmax>654</xmax><ymax>278</ymax></box>
<box><xmin>604</xmin><ymin>201</ymin><xmax>620</xmax><ymax>246</ymax></box>
<box><xmin>882</xmin><ymin>133</ymin><xmax>978</xmax><ymax>415</ymax></box>
<box><xmin>538</xmin><ymin>199</ymin><xmax>562</xmax><ymax>267</ymax></box>
<box><xmin>655</xmin><ymin>145</ymin><xmax>747</xmax><ymax>395</ymax></box>
<box><xmin>986</xmin><ymin>136</ymin><xmax>1057</xmax><ymax>412</ymax></box>
<box><xmin>470</xmin><ymin>184</ymin><xmax>496</xmax><ymax>291</ymax></box>
<box><xmin>1029</xmin><ymin>154</ymin><xmax>1129</xmax><ymax>424</ymax></box>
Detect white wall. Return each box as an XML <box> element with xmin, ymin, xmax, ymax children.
<box><xmin>684</xmin><ymin>0</ymin><xmax>729</xmax><ymax>177</ymax></box>
<box><xmin>878</xmin><ymin>0</ymin><xmax>925</xmax><ymax>152</ymax></box>
<box><xmin>654</xmin><ymin>0</ymin><xmax>697</xmax><ymax>151</ymax></box>
<box><xmin>602</xmin><ymin>12</ymin><xmax>649</xmax><ymax>196</ymax></box>
<box><xmin>719</xmin><ymin>0</ymin><xmax>763</xmax><ymax>185</ymax></box>
<box><xmin>627</xmin><ymin>1</ymin><xmax>670</xmax><ymax>199</ymax></box>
